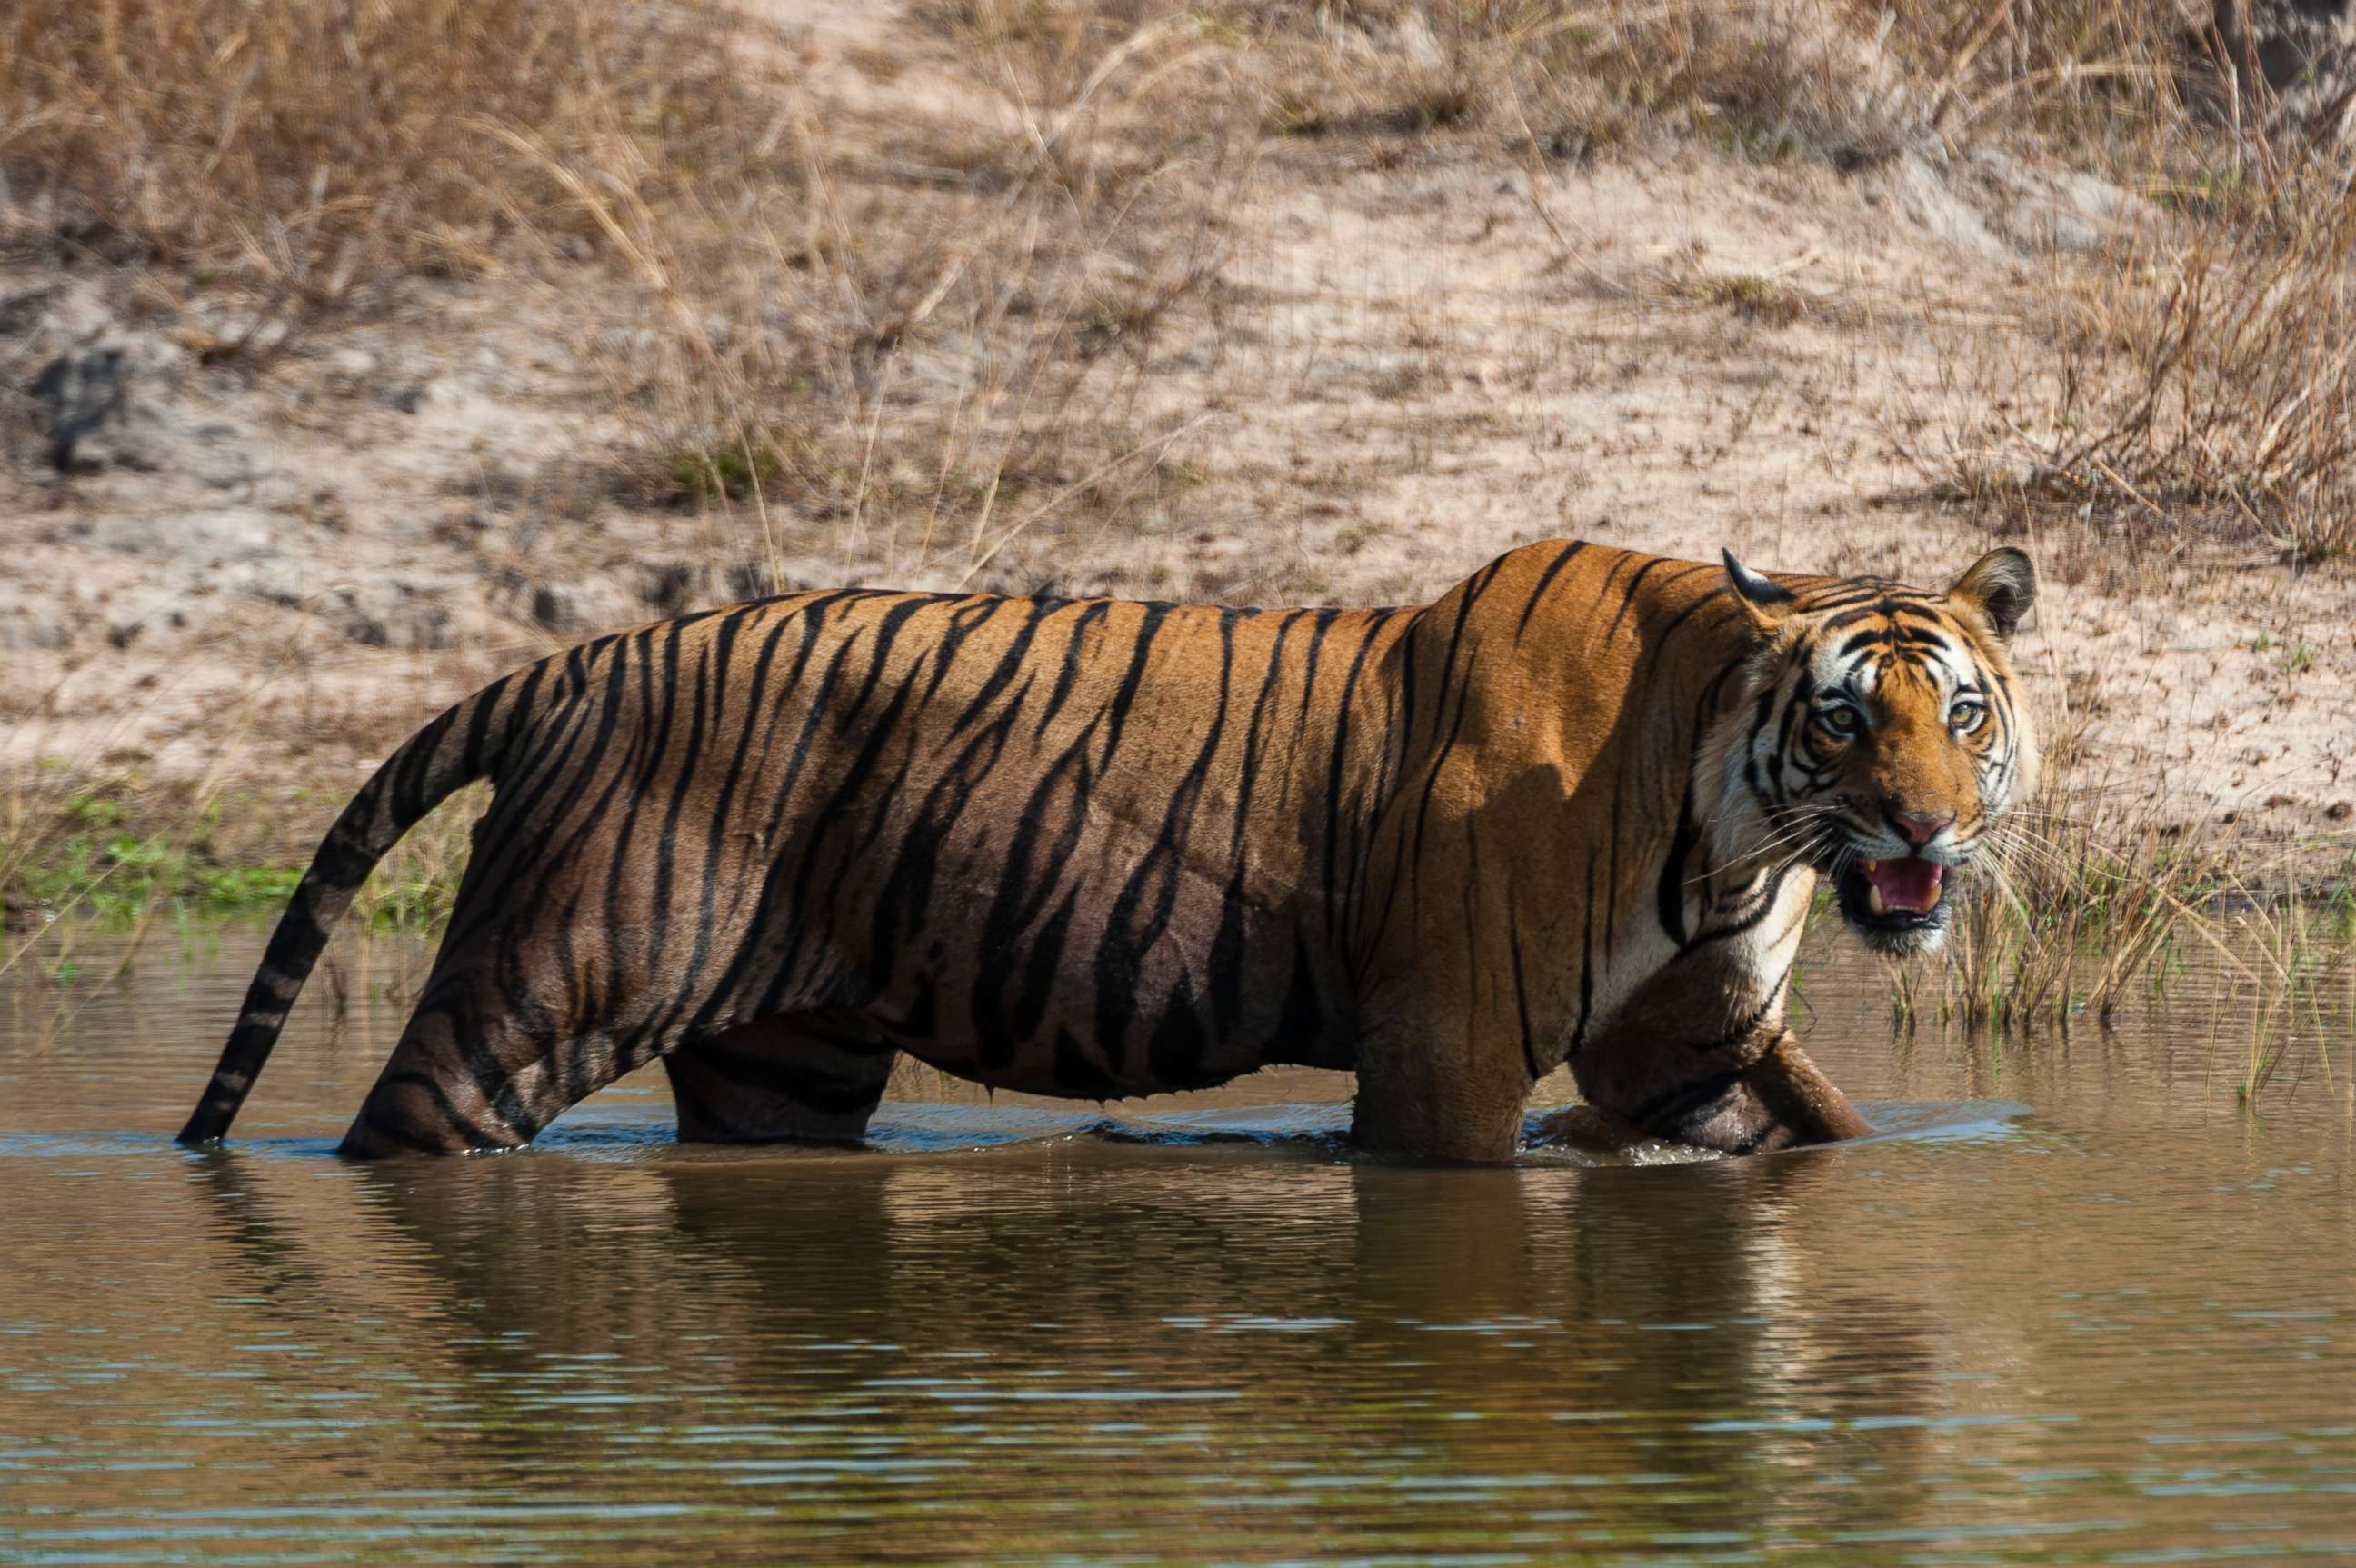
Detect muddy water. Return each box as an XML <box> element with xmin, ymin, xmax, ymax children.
<box><xmin>1</xmin><ymin>929</ymin><xmax>2351</xmax><ymax>1565</ymax></box>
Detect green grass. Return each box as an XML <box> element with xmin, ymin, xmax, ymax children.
<box><xmin>4</xmin><ymin>784</ymin><xmax>473</xmax><ymax>942</ymax></box>
<box><xmin>661</xmin><ymin>438</ymin><xmax>789</xmax><ymax>504</ymax></box>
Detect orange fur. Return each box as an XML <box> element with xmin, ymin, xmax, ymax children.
<box><xmin>180</xmin><ymin>541</ymin><xmax>2035</xmax><ymax>1161</ymax></box>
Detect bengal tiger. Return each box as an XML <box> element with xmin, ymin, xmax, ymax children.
<box><xmin>176</xmin><ymin>540</ymin><xmax>2037</xmax><ymax>1162</ymax></box>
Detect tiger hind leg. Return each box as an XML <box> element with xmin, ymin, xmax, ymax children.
<box><xmin>336</xmin><ymin>902</ymin><xmax>727</xmax><ymax>1155</ymax></box>
<box><xmin>663</xmin><ymin>1014</ymin><xmax>896</xmax><ymax>1146</ymax></box>
<box><xmin>337</xmin><ymin>947</ymin><xmax>643</xmax><ymax>1157</ymax></box>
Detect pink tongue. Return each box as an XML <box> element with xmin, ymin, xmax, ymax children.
<box><xmin>1867</xmin><ymin>857</ymin><xmax>1943</xmax><ymax>912</ymax></box>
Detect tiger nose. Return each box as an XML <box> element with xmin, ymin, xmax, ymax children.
<box><xmin>1891</xmin><ymin>810</ymin><xmax>1952</xmax><ymax>847</ymax></box>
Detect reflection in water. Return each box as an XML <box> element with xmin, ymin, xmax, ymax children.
<box><xmin>166</xmin><ymin>1142</ymin><xmax>1942</xmax><ymax>1560</ymax></box>
<box><xmin>1</xmin><ymin>928</ymin><xmax>2352</xmax><ymax>1563</ymax></box>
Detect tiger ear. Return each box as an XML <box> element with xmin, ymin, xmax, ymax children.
<box><xmin>1946</xmin><ymin>547</ymin><xmax>2036</xmax><ymax>640</ymax></box>
<box><xmin>1722</xmin><ymin>549</ymin><xmax>1798</xmax><ymax>641</ymax></box>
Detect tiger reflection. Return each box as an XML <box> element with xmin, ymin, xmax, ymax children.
<box><xmin>184</xmin><ymin>1140</ymin><xmax>1969</xmax><ymax>1546</ymax></box>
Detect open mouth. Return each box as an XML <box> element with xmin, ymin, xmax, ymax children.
<box><xmin>1835</xmin><ymin>854</ymin><xmax>1951</xmax><ymax>938</ymax></box>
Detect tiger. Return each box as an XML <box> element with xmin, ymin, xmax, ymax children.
<box><xmin>176</xmin><ymin>539</ymin><xmax>2038</xmax><ymax>1162</ymax></box>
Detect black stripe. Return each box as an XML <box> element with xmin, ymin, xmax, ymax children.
<box><xmin>1514</xmin><ymin>542</ymin><xmax>1587</xmax><ymax>638</ymax></box>
<box><xmin>1506</xmin><ymin>875</ymin><xmax>1542</xmax><ymax>1081</ymax></box>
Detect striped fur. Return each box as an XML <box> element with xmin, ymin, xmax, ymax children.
<box><xmin>176</xmin><ymin>541</ymin><xmax>2036</xmax><ymax>1161</ymax></box>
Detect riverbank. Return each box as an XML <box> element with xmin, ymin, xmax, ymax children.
<box><xmin>7</xmin><ymin>1</ymin><xmax>2355</xmax><ymax>953</ymax></box>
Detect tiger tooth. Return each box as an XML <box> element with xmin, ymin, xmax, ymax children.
<box><xmin>1867</xmin><ymin>881</ymin><xmax>1888</xmax><ymax>915</ymax></box>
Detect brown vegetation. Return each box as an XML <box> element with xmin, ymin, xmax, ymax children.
<box><xmin>1</xmin><ymin>0</ymin><xmax>758</xmax><ymax>335</ymax></box>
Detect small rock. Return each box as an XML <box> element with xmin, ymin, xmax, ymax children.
<box><xmin>2328</xmin><ymin>801</ymin><xmax>2353</xmax><ymax>822</ymax></box>
<box><xmin>726</xmin><ymin>560</ymin><xmax>791</xmax><ymax>601</ymax></box>
<box><xmin>406</xmin><ymin>604</ymin><xmax>456</xmax><ymax>650</ymax></box>
<box><xmin>6</xmin><ymin>279</ymin><xmax>113</xmax><ymax>341</ymax></box>
<box><xmin>298</xmin><ymin>490</ymin><xmax>349</xmax><ymax>532</ymax></box>
<box><xmin>0</xmin><ymin>285</ymin><xmax>62</xmax><ymax>338</ymax></box>
<box><xmin>640</xmin><ymin>561</ymin><xmax>702</xmax><ymax>617</ymax></box>
<box><xmin>196</xmin><ymin>444</ymin><xmax>258</xmax><ymax>490</ymax></box>
<box><xmin>29</xmin><ymin>348</ymin><xmax>126</xmax><ymax>471</ymax></box>
<box><xmin>2263</xmin><ymin>794</ymin><xmax>2297</xmax><ymax>810</ymax></box>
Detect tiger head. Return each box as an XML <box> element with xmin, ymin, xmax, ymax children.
<box><xmin>1714</xmin><ymin>548</ymin><xmax>2039</xmax><ymax>955</ymax></box>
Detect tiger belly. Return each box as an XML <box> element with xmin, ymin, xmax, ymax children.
<box><xmin>816</xmin><ymin>860</ymin><xmax>1354</xmax><ymax>1102</ymax></box>
<box><xmin>902</xmin><ymin>1034</ymin><xmax>1269</xmax><ymax>1101</ymax></box>
<box><xmin>853</xmin><ymin>934</ymin><xmax>1352</xmax><ymax>1102</ymax></box>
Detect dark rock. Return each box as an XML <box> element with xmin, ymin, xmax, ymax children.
<box><xmin>29</xmin><ymin>347</ymin><xmax>126</xmax><ymax>471</ymax></box>
<box><xmin>725</xmin><ymin>560</ymin><xmax>797</xmax><ymax>601</ymax></box>
<box><xmin>640</xmin><ymin>561</ymin><xmax>702</xmax><ymax>617</ymax></box>
<box><xmin>2212</xmin><ymin>0</ymin><xmax>2349</xmax><ymax>95</ymax></box>
<box><xmin>2201</xmin><ymin>0</ymin><xmax>2356</xmax><ymax>139</ymax></box>
<box><xmin>0</xmin><ymin>285</ymin><xmax>62</xmax><ymax>338</ymax></box>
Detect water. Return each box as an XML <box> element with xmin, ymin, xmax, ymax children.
<box><xmin>2</xmin><ymin>927</ymin><xmax>2352</xmax><ymax>1564</ymax></box>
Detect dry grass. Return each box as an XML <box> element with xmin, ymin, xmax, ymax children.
<box><xmin>3</xmin><ymin>0</ymin><xmax>1916</xmax><ymax>553</ymax></box>
<box><xmin>12</xmin><ymin>0</ymin><xmax>2340</xmax><ymax>567</ymax></box>
<box><xmin>1872</xmin><ymin>1</ymin><xmax>2356</xmax><ymax>565</ymax></box>
<box><xmin>0</xmin><ymin>0</ymin><xmax>1912</xmax><ymax>592</ymax></box>
<box><xmin>0</xmin><ymin>0</ymin><xmax>764</xmax><ymax>352</ymax></box>
<box><xmin>1229</xmin><ymin>0</ymin><xmax>1902</xmax><ymax>165</ymax></box>
<box><xmin>564</xmin><ymin>0</ymin><xmax>1274</xmax><ymax>595</ymax></box>
<box><xmin>1869</xmin><ymin>0</ymin><xmax>2198</xmax><ymax>153</ymax></box>
<box><xmin>1951</xmin><ymin>156</ymin><xmax>2356</xmax><ymax>566</ymax></box>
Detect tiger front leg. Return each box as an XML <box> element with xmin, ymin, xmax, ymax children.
<box><xmin>1572</xmin><ymin>1023</ymin><xmax>1872</xmax><ymax>1156</ymax></box>
<box><xmin>1741</xmin><ymin>1031</ymin><xmax>1873</xmax><ymax>1148</ymax></box>
<box><xmin>1348</xmin><ymin>986</ymin><xmax>1540</xmax><ymax>1164</ymax></box>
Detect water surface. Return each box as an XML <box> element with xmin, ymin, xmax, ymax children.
<box><xmin>2</xmin><ymin>928</ymin><xmax>2351</xmax><ymax>1564</ymax></box>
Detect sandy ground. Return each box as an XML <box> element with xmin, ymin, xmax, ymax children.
<box><xmin>4</xmin><ymin>0</ymin><xmax>2351</xmax><ymax>866</ymax></box>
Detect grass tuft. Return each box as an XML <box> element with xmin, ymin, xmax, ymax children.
<box><xmin>0</xmin><ymin>0</ymin><xmax>759</xmax><ymax>345</ymax></box>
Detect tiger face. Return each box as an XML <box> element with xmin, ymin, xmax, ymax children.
<box><xmin>1718</xmin><ymin>548</ymin><xmax>2039</xmax><ymax>956</ymax></box>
